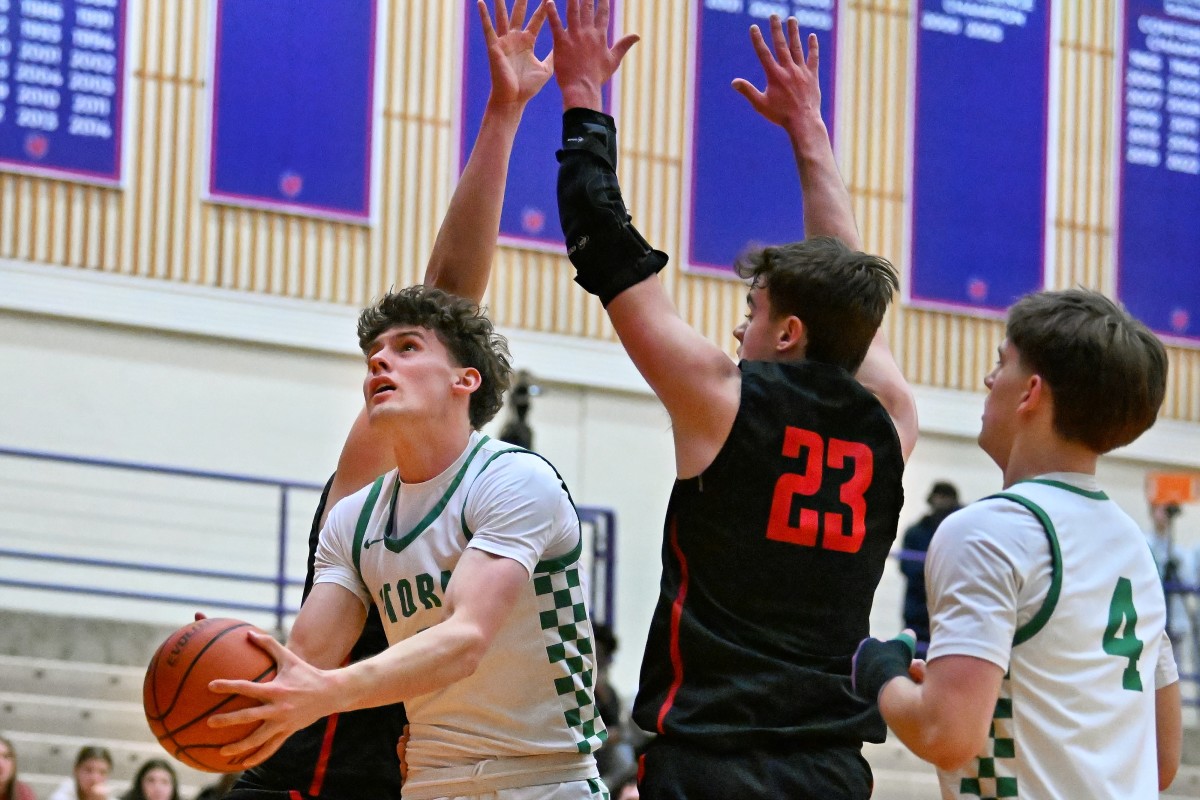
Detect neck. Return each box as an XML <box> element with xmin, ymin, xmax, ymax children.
<box><xmin>384</xmin><ymin>417</ymin><xmax>475</xmax><ymax>484</ymax></box>
<box><xmin>1001</xmin><ymin>432</ymin><xmax>1099</xmax><ymax>488</ymax></box>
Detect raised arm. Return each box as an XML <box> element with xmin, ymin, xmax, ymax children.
<box><xmin>734</xmin><ymin>16</ymin><xmax>917</xmax><ymax>460</ymax></box>
<box><xmin>326</xmin><ymin>1</ymin><xmax>554</xmax><ymax>514</ymax></box>
<box><xmin>424</xmin><ymin>0</ymin><xmax>554</xmax><ymax>298</ymax></box>
<box><xmin>549</xmin><ymin>0</ymin><xmax>741</xmax><ymax>478</ymax></box>
<box><xmin>732</xmin><ymin>18</ymin><xmax>858</xmax><ymax>249</ymax></box>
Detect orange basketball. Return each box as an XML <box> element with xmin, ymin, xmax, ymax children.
<box><xmin>143</xmin><ymin>617</ymin><xmax>277</xmax><ymax>772</ymax></box>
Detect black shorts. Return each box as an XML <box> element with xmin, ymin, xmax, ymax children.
<box><xmin>637</xmin><ymin>736</ymin><xmax>872</xmax><ymax>800</ymax></box>
<box><xmin>229</xmin><ymin>703</ymin><xmax>404</xmax><ymax>800</ymax></box>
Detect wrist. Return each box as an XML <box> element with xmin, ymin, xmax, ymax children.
<box><xmin>786</xmin><ymin>111</ymin><xmax>831</xmax><ymax>153</ymax></box>
<box><xmin>560</xmin><ymin>82</ymin><xmax>604</xmax><ymax>112</ymax></box>
<box><xmin>482</xmin><ymin>97</ymin><xmax>526</xmax><ymax>126</ymax></box>
<box><xmin>852</xmin><ymin>635</ymin><xmax>914</xmax><ymax>702</ymax></box>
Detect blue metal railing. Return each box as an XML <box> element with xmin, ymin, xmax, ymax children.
<box><xmin>0</xmin><ymin>446</ymin><xmax>618</xmax><ymax>635</ymax></box>
<box><xmin>0</xmin><ymin>445</ymin><xmax>321</xmax><ymax>631</ymax></box>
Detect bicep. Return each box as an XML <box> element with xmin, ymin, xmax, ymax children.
<box><xmin>605</xmin><ymin>278</ymin><xmax>741</xmax><ymax>476</ymax></box>
<box><xmin>287</xmin><ymin>582</ymin><xmax>368</xmax><ymax>669</ymax></box>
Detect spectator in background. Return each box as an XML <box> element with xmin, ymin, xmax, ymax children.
<box><xmin>1146</xmin><ymin>502</ymin><xmax>1194</xmax><ymax>661</ymax></box>
<box><xmin>0</xmin><ymin>735</ymin><xmax>36</xmax><ymax>800</ymax></box>
<box><xmin>121</xmin><ymin>760</ymin><xmax>179</xmax><ymax>800</ymax></box>
<box><xmin>48</xmin><ymin>746</ymin><xmax>112</xmax><ymax>800</ymax></box>
<box><xmin>900</xmin><ymin>481</ymin><xmax>961</xmax><ymax>656</ymax></box>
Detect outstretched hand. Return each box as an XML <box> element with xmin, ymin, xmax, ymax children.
<box><xmin>732</xmin><ymin>15</ymin><xmax>822</xmax><ymax>131</ymax></box>
<box><xmin>547</xmin><ymin>0</ymin><xmax>639</xmax><ymax>111</ymax></box>
<box><xmin>207</xmin><ymin>630</ymin><xmax>335</xmax><ymax>768</ymax></box>
<box><xmin>479</xmin><ymin>0</ymin><xmax>554</xmax><ymax>108</ymax></box>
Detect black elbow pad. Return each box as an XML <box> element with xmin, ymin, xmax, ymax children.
<box><xmin>557</xmin><ymin>109</ymin><xmax>668</xmax><ymax>307</ymax></box>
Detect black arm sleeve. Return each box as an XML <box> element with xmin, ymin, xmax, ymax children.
<box><xmin>557</xmin><ymin>108</ymin><xmax>668</xmax><ymax>307</ymax></box>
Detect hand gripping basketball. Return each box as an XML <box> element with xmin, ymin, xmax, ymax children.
<box><xmin>207</xmin><ymin>630</ymin><xmax>335</xmax><ymax>768</ymax></box>
<box><xmin>851</xmin><ymin>630</ymin><xmax>916</xmax><ymax>703</ymax></box>
<box><xmin>143</xmin><ymin>617</ymin><xmax>278</xmax><ymax>772</ymax></box>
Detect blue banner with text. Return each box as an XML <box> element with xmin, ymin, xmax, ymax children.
<box><xmin>1117</xmin><ymin>0</ymin><xmax>1200</xmax><ymax>344</ymax></box>
<box><xmin>0</xmin><ymin>0</ymin><xmax>127</xmax><ymax>185</ymax></box>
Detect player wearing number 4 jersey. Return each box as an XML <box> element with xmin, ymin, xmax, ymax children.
<box><xmin>547</xmin><ymin>5</ymin><xmax>918</xmax><ymax>798</ymax></box>
<box><xmin>853</xmin><ymin>289</ymin><xmax>1183</xmax><ymax>798</ymax></box>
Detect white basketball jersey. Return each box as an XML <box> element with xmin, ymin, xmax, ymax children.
<box><xmin>315</xmin><ymin>432</ymin><xmax>607</xmax><ymax>773</ymax></box>
<box><xmin>936</xmin><ymin>478</ymin><xmax>1169</xmax><ymax>799</ymax></box>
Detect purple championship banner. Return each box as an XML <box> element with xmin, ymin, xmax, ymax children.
<box><xmin>1116</xmin><ymin>0</ymin><xmax>1200</xmax><ymax>345</ymax></box>
<box><xmin>457</xmin><ymin>0</ymin><xmax>615</xmax><ymax>251</ymax></box>
<box><xmin>0</xmin><ymin>0</ymin><xmax>127</xmax><ymax>185</ymax></box>
<box><xmin>908</xmin><ymin>1</ymin><xmax>1052</xmax><ymax>314</ymax></box>
<box><xmin>208</xmin><ymin>0</ymin><xmax>378</xmax><ymax>224</ymax></box>
<box><xmin>685</xmin><ymin>1</ymin><xmax>839</xmax><ymax>276</ymax></box>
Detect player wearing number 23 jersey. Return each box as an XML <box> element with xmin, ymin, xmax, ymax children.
<box><xmin>632</xmin><ymin>360</ymin><xmax>905</xmax><ymax>791</ymax></box>
<box><xmin>927</xmin><ymin>476</ymin><xmax>1175</xmax><ymax>799</ymax></box>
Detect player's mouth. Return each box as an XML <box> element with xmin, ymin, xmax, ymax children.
<box><xmin>368</xmin><ymin>377</ymin><xmax>397</xmax><ymax>400</ymax></box>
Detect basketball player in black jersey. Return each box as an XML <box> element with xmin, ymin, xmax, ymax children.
<box><xmin>224</xmin><ymin>4</ymin><xmax>555</xmax><ymax>799</ymax></box>
<box><xmin>548</xmin><ymin>4</ymin><xmax>918</xmax><ymax>797</ymax></box>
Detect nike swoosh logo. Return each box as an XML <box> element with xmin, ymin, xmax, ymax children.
<box><xmin>363</xmin><ymin>537</ymin><xmax>384</xmax><ymax>550</ymax></box>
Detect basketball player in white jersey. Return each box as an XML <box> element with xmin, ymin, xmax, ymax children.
<box><xmin>853</xmin><ymin>289</ymin><xmax>1182</xmax><ymax>797</ymax></box>
<box><xmin>202</xmin><ymin>3</ymin><xmax>611</xmax><ymax>798</ymax></box>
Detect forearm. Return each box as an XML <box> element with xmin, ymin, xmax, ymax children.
<box><xmin>332</xmin><ymin>618</ymin><xmax>486</xmax><ymax>712</ymax></box>
<box><xmin>879</xmin><ymin>679</ymin><xmax>977</xmax><ymax>772</ymax></box>
<box><xmin>786</xmin><ymin>113</ymin><xmax>861</xmax><ymax>250</ymax></box>
<box><xmin>1156</xmin><ymin>681</ymin><xmax>1182</xmax><ymax>790</ymax></box>
<box><xmin>423</xmin><ymin>99</ymin><xmax>525</xmax><ymax>302</ymax></box>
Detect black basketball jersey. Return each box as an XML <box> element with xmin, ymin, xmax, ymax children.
<box><xmin>631</xmin><ymin>360</ymin><xmax>905</xmax><ymax>751</ymax></box>
<box><xmin>234</xmin><ymin>475</ymin><xmax>406</xmax><ymax>800</ymax></box>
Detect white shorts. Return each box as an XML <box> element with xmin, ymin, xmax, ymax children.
<box><xmin>428</xmin><ymin>777</ymin><xmax>608</xmax><ymax>800</ymax></box>
<box><xmin>402</xmin><ymin>753</ymin><xmax>605</xmax><ymax>800</ymax></box>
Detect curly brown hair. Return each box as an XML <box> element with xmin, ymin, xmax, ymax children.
<box><xmin>357</xmin><ymin>286</ymin><xmax>512</xmax><ymax>429</ymax></box>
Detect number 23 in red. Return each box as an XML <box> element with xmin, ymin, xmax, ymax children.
<box><xmin>767</xmin><ymin>426</ymin><xmax>873</xmax><ymax>553</ymax></box>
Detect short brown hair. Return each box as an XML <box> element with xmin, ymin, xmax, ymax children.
<box><xmin>357</xmin><ymin>286</ymin><xmax>512</xmax><ymax>429</ymax></box>
<box><xmin>1006</xmin><ymin>288</ymin><xmax>1167</xmax><ymax>454</ymax></box>
<box><xmin>735</xmin><ymin>236</ymin><xmax>898</xmax><ymax>372</ymax></box>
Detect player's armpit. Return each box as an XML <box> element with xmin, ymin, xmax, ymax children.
<box><xmin>855</xmin><ymin>331</ymin><xmax>917</xmax><ymax>462</ymax></box>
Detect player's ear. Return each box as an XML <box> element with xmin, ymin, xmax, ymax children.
<box><xmin>452</xmin><ymin>367</ymin><xmax>481</xmax><ymax>396</ymax></box>
<box><xmin>1018</xmin><ymin>373</ymin><xmax>1045</xmax><ymax>413</ymax></box>
<box><xmin>778</xmin><ymin>316</ymin><xmax>806</xmax><ymax>355</ymax></box>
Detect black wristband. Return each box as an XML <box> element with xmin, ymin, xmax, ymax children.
<box><xmin>560</xmin><ymin>107</ymin><xmax>618</xmax><ymax>171</ymax></box>
<box><xmin>556</xmin><ymin>110</ymin><xmax>668</xmax><ymax>307</ymax></box>
<box><xmin>851</xmin><ymin>634</ymin><xmax>915</xmax><ymax>702</ymax></box>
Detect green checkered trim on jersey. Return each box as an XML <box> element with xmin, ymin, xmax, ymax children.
<box><xmin>586</xmin><ymin>777</ymin><xmax>610</xmax><ymax>799</ymax></box>
<box><xmin>534</xmin><ymin>565</ymin><xmax>608</xmax><ymax>754</ymax></box>
<box><xmin>959</xmin><ymin>678</ymin><xmax>1019</xmax><ymax>798</ymax></box>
